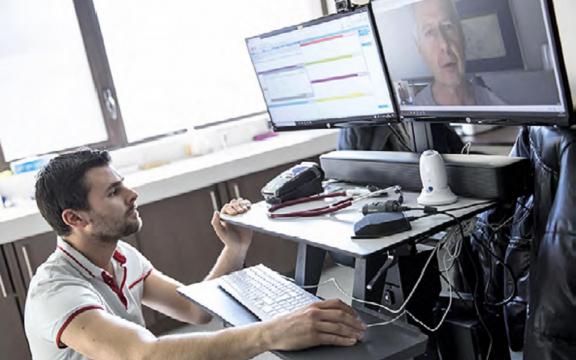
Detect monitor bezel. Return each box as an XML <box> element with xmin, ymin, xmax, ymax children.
<box><xmin>372</xmin><ymin>0</ymin><xmax>574</xmax><ymax>126</ymax></box>
<box><xmin>245</xmin><ymin>6</ymin><xmax>400</xmax><ymax>132</ymax></box>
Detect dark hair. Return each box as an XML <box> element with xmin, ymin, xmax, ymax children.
<box><xmin>35</xmin><ymin>149</ymin><xmax>111</xmax><ymax>236</ymax></box>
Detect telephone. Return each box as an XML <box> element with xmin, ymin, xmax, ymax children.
<box><xmin>261</xmin><ymin>162</ymin><xmax>324</xmax><ymax>204</ymax></box>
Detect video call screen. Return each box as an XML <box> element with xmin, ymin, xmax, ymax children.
<box><xmin>372</xmin><ymin>0</ymin><xmax>568</xmax><ymax>118</ymax></box>
<box><xmin>246</xmin><ymin>7</ymin><xmax>396</xmax><ymax>129</ymax></box>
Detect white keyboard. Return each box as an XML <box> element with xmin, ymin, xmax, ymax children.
<box><xmin>219</xmin><ymin>264</ymin><xmax>320</xmax><ymax>321</ymax></box>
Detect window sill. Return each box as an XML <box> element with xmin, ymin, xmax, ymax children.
<box><xmin>0</xmin><ymin>129</ymin><xmax>338</xmax><ymax>245</ymax></box>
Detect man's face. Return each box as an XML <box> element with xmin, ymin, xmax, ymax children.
<box><xmin>414</xmin><ymin>0</ymin><xmax>466</xmax><ymax>87</ymax></box>
<box><xmin>81</xmin><ymin>165</ymin><xmax>141</xmax><ymax>242</ymax></box>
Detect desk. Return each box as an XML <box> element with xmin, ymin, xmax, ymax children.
<box><xmin>221</xmin><ymin>192</ymin><xmax>493</xmax><ymax>306</ymax></box>
<box><xmin>221</xmin><ymin>192</ymin><xmax>492</xmax><ymax>258</ymax></box>
<box><xmin>214</xmin><ymin>191</ymin><xmax>494</xmax><ymax>359</ymax></box>
<box><xmin>178</xmin><ymin>279</ymin><xmax>428</xmax><ymax>360</ymax></box>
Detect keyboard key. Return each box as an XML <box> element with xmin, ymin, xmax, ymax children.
<box><xmin>219</xmin><ymin>264</ymin><xmax>320</xmax><ymax>321</ymax></box>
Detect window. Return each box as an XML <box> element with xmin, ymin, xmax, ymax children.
<box><xmin>94</xmin><ymin>0</ymin><xmax>324</xmax><ymax>141</ymax></box>
<box><xmin>0</xmin><ymin>0</ymin><xmax>326</xmax><ymax>170</ymax></box>
<box><xmin>0</xmin><ymin>0</ymin><xmax>109</xmax><ymax>162</ymax></box>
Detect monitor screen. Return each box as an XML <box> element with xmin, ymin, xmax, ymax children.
<box><xmin>246</xmin><ymin>7</ymin><xmax>397</xmax><ymax>130</ymax></box>
<box><xmin>372</xmin><ymin>0</ymin><xmax>571</xmax><ymax>125</ymax></box>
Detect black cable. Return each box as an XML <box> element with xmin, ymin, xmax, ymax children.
<box><xmin>440</xmin><ymin>250</ymin><xmax>460</xmax><ymax>273</ymax></box>
<box><xmin>470</xmin><ymin>234</ymin><xmax>517</xmax><ymax>307</ymax></box>
<box><xmin>461</xmin><ymin>228</ymin><xmax>494</xmax><ymax>360</ymax></box>
<box><xmin>433</xmin><ymin>218</ymin><xmax>494</xmax><ymax>360</ymax></box>
<box><xmin>515</xmin><ymin>198</ymin><xmax>531</xmax><ymax>212</ymax></box>
<box><xmin>438</xmin><ymin>211</ymin><xmax>517</xmax><ymax>307</ymax></box>
<box><xmin>406</xmin><ymin>200</ymin><xmax>494</xmax><ymax>216</ymax></box>
<box><xmin>405</xmin><ymin>212</ymin><xmax>436</xmax><ymax>222</ymax></box>
<box><xmin>364</xmin><ymin>200</ymin><xmax>494</xmax><ymax>218</ymax></box>
<box><xmin>443</xmin><ymin>210</ymin><xmax>522</xmax><ymax>359</ymax></box>
<box><xmin>442</xmin><ymin>200</ymin><xmax>495</xmax><ymax>212</ymax></box>
<box><xmin>438</xmin><ymin>271</ymin><xmax>466</xmax><ymax>302</ymax></box>
<box><xmin>386</xmin><ymin>123</ymin><xmax>415</xmax><ymax>152</ymax></box>
<box><xmin>484</xmin><ymin>246</ymin><xmax>495</xmax><ymax>303</ymax></box>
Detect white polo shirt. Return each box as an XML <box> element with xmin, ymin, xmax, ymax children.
<box><xmin>25</xmin><ymin>238</ymin><xmax>154</xmax><ymax>360</ymax></box>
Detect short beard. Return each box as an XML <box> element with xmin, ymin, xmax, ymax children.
<box><xmin>90</xmin><ymin>217</ymin><xmax>142</xmax><ymax>243</ymax></box>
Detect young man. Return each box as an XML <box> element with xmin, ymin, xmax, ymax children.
<box><xmin>25</xmin><ymin>149</ymin><xmax>365</xmax><ymax>359</ymax></box>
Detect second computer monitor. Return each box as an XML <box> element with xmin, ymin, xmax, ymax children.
<box><xmin>372</xmin><ymin>0</ymin><xmax>572</xmax><ymax>125</ymax></box>
<box><xmin>246</xmin><ymin>6</ymin><xmax>398</xmax><ymax>130</ymax></box>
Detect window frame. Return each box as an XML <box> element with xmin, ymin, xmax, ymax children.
<box><xmin>0</xmin><ymin>0</ymin><xmax>124</xmax><ymax>171</ymax></box>
<box><xmin>0</xmin><ymin>0</ymin><xmax>330</xmax><ymax>172</ymax></box>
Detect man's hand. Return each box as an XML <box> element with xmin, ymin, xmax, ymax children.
<box><xmin>262</xmin><ymin>299</ymin><xmax>366</xmax><ymax>351</ymax></box>
<box><xmin>211</xmin><ymin>198</ymin><xmax>253</xmax><ymax>252</ymax></box>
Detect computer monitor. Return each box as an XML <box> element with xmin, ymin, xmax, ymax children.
<box><xmin>372</xmin><ymin>0</ymin><xmax>573</xmax><ymax>126</ymax></box>
<box><xmin>246</xmin><ymin>6</ymin><xmax>398</xmax><ymax>131</ymax></box>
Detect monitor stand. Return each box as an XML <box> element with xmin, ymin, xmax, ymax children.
<box><xmin>410</xmin><ymin>121</ymin><xmax>435</xmax><ymax>153</ymax></box>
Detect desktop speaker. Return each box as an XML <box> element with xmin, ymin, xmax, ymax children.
<box><xmin>320</xmin><ymin>151</ymin><xmax>531</xmax><ymax>201</ymax></box>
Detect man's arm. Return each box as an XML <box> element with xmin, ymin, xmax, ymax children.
<box><xmin>204</xmin><ymin>199</ymin><xmax>253</xmax><ymax>280</ymax></box>
<box><xmin>61</xmin><ymin>299</ymin><xmax>365</xmax><ymax>360</ymax></box>
<box><xmin>142</xmin><ymin>270</ymin><xmax>212</xmax><ymax>324</ymax></box>
<box><xmin>142</xmin><ymin>198</ymin><xmax>253</xmax><ymax>324</ymax></box>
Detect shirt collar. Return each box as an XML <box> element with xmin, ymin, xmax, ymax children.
<box><xmin>57</xmin><ymin>238</ymin><xmax>127</xmax><ymax>279</ymax></box>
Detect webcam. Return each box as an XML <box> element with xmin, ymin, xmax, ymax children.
<box><xmin>335</xmin><ymin>0</ymin><xmax>352</xmax><ymax>13</ymax></box>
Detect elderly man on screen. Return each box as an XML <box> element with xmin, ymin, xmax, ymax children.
<box><xmin>412</xmin><ymin>0</ymin><xmax>507</xmax><ymax>106</ymax></box>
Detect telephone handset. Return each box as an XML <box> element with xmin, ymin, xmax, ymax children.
<box><xmin>261</xmin><ymin>162</ymin><xmax>324</xmax><ymax>204</ymax></box>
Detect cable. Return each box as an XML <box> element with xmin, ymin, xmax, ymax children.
<box><xmin>441</xmin><ymin>200</ymin><xmax>495</xmax><ymax>213</ymax></box>
<box><xmin>463</xmin><ymin>236</ymin><xmax>494</xmax><ymax>360</ymax></box>
<box><xmin>438</xmin><ymin>210</ymin><xmax>517</xmax><ymax>307</ymax></box>
<box><xmin>277</xmin><ymin>203</ymin><xmax>509</xmax><ymax>352</ymax></box>
<box><xmin>280</xmin><ymin>242</ymin><xmax>442</xmax><ymax>315</ymax></box>
<box><xmin>404</xmin><ymin>241</ymin><xmax>454</xmax><ymax>333</ymax></box>
<box><xmin>281</xmin><ymin>234</ymin><xmax>464</xmax><ymax>332</ymax></box>
<box><xmin>363</xmin><ymin>311</ymin><xmax>406</xmax><ymax>327</ymax></box>
<box><xmin>438</xmin><ymin>271</ymin><xmax>466</xmax><ymax>302</ymax></box>
<box><xmin>438</xmin><ymin>210</ymin><xmax>497</xmax><ymax>360</ymax></box>
<box><xmin>405</xmin><ymin>212</ymin><xmax>436</xmax><ymax>222</ymax></box>
<box><xmin>438</xmin><ymin>221</ymin><xmax>466</xmax><ymax>264</ymax></box>
<box><xmin>290</xmin><ymin>243</ymin><xmax>460</xmax><ymax>332</ymax></box>
<box><xmin>461</xmin><ymin>142</ymin><xmax>472</xmax><ymax>155</ymax></box>
<box><xmin>386</xmin><ymin>124</ymin><xmax>415</xmax><ymax>152</ymax></box>
<box><xmin>470</xmin><ymin>234</ymin><xmax>517</xmax><ymax>307</ymax></box>
<box><xmin>311</xmin><ymin>274</ymin><xmax>454</xmax><ymax>332</ymax></box>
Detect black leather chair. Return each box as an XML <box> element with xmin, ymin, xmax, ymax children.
<box><xmin>475</xmin><ymin>126</ymin><xmax>576</xmax><ymax>359</ymax></box>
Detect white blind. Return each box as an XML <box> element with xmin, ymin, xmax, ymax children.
<box><xmin>0</xmin><ymin>0</ymin><xmax>108</xmax><ymax>161</ymax></box>
<box><xmin>94</xmin><ymin>0</ymin><xmax>323</xmax><ymax>142</ymax></box>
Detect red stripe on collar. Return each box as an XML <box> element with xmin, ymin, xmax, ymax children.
<box><xmin>113</xmin><ymin>250</ymin><xmax>127</xmax><ymax>265</ymax></box>
<box><xmin>57</xmin><ymin>246</ymin><xmax>96</xmax><ymax>278</ymax></box>
<box><xmin>101</xmin><ymin>269</ymin><xmax>128</xmax><ymax>309</ymax></box>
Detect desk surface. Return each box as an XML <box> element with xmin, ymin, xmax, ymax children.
<box><xmin>178</xmin><ymin>279</ymin><xmax>427</xmax><ymax>360</ymax></box>
<box><xmin>221</xmin><ymin>192</ymin><xmax>493</xmax><ymax>258</ymax></box>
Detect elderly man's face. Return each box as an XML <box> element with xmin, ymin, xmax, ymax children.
<box><xmin>415</xmin><ymin>0</ymin><xmax>466</xmax><ymax>87</ymax></box>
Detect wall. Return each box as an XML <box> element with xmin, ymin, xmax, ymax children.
<box><xmin>510</xmin><ymin>0</ymin><xmax>548</xmax><ymax>71</ymax></box>
<box><xmin>373</xmin><ymin>1</ymin><xmax>430</xmax><ymax>80</ymax></box>
<box><xmin>374</xmin><ymin>0</ymin><xmax>553</xmax><ymax>79</ymax></box>
<box><xmin>0</xmin><ymin>115</ymin><xmax>270</xmax><ymax>203</ymax></box>
<box><xmin>481</xmin><ymin>70</ymin><xmax>559</xmax><ymax>105</ymax></box>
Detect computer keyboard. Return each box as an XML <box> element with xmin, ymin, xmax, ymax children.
<box><xmin>218</xmin><ymin>264</ymin><xmax>320</xmax><ymax>321</ymax></box>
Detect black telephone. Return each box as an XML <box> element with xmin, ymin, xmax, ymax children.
<box><xmin>261</xmin><ymin>162</ymin><xmax>324</xmax><ymax>204</ymax></box>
